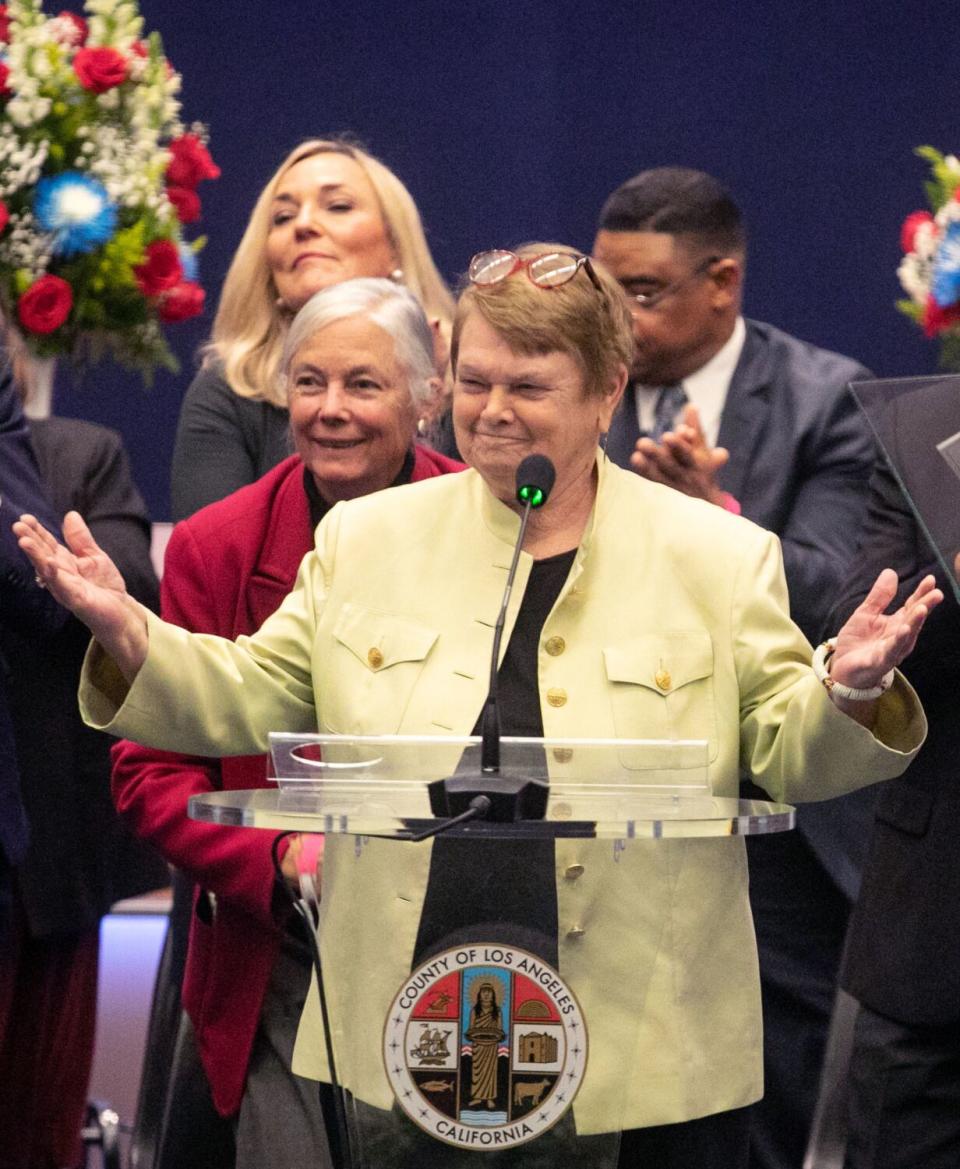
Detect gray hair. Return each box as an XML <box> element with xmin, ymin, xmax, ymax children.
<box><xmin>278</xmin><ymin>278</ymin><xmax>436</xmax><ymax>406</ymax></box>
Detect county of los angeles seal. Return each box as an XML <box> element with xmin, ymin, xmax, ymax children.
<box><xmin>383</xmin><ymin>943</ymin><xmax>587</xmax><ymax>1151</ymax></box>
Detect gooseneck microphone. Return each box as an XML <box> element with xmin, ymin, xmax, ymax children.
<box><xmin>422</xmin><ymin>454</ymin><xmax>556</xmax><ymax>832</ymax></box>
<box><xmin>479</xmin><ymin>454</ymin><xmax>556</xmax><ymax>773</ymax></box>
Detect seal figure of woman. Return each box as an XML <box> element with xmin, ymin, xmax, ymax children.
<box><xmin>465</xmin><ymin>982</ymin><xmax>505</xmax><ymax>1110</ymax></box>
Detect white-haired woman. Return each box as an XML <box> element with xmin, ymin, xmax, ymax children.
<box><xmin>112</xmin><ymin>279</ymin><xmax>463</xmax><ymax>1169</ymax></box>
<box><xmin>171</xmin><ymin>138</ymin><xmax>454</xmax><ymax>521</ymax></box>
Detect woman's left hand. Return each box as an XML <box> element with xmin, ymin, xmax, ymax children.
<box><xmin>831</xmin><ymin>568</ymin><xmax>942</xmax><ymax>690</ymax></box>
<box><xmin>280</xmin><ymin>832</ymin><xmax>324</xmax><ymax>898</ymax></box>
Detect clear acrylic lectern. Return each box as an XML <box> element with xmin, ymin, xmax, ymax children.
<box><xmin>190</xmin><ymin>733</ymin><xmax>794</xmax><ymax>1167</ymax></box>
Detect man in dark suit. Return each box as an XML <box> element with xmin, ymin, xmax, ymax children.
<box><xmin>593</xmin><ymin>167</ymin><xmax>877</xmax><ymax>1169</ymax></box>
<box><xmin>0</xmin><ymin>371</ymin><xmax>65</xmax><ymax>944</ymax></box>
<box><xmin>829</xmin><ymin>376</ymin><xmax>960</xmax><ymax>1169</ymax></box>
<box><xmin>0</xmin><ymin>360</ymin><xmax>165</xmax><ymax>1168</ymax></box>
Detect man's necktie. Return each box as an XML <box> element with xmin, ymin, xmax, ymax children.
<box><xmin>649</xmin><ymin>384</ymin><xmax>688</xmax><ymax>442</ymax></box>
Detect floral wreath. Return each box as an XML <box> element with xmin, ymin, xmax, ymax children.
<box><xmin>0</xmin><ymin>0</ymin><xmax>219</xmax><ymax>381</ymax></box>
<box><xmin>897</xmin><ymin>146</ymin><xmax>960</xmax><ymax>368</ymax></box>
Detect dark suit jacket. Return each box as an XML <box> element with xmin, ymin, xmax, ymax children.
<box><xmin>832</xmin><ymin>377</ymin><xmax>960</xmax><ymax>1024</ymax></box>
<box><xmin>111</xmin><ymin>446</ymin><xmax>465</xmax><ymax>1116</ymax></box>
<box><xmin>0</xmin><ymin>379</ymin><xmax>66</xmax><ymax>886</ymax></box>
<box><xmin>0</xmin><ymin>416</ymin><xmax>167</xmax><ymax>937</ymax></box>
<box><xmin>607</xmin><ymin>318</ymin><xmax>876</xmax><ymax>897</ymax></box>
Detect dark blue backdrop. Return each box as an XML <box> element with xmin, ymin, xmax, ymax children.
<box><xmin>54</xmin><ymin>0</ymin><xmax>960</xmax><ymax>520</ymax></box>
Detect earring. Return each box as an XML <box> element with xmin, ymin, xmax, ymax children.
<box><xmin>417</xmin><ymin>417</ymin><xmax>427</xmax><ymax>436</ymax></box>
<box><xmin>390</xmin><ymin>267</ymin><xmax>405</xmax><ymax>283</ymax></box>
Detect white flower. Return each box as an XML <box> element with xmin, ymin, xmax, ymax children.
<box><xmin>937</xmin><ymin>198</ymin><xmax>960</xmax><ymax>228</ymax></box>
<box><xmin>898</xmin><ymin>253</ymin><xmax>929</xmax><ymax>304</ymax></box>
<box><xmin>911</xmin><ymin>219</ymin><xmax>939</xmax><ymax>260</ymax></box>
<box><xmin>5</xmin><ymin>94</ymin><xmax>52</xmax><ymax>126</ymax></box>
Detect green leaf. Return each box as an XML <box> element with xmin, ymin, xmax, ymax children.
<box><xmin>895</xmin><ymin>298</ymin><xmax>925</xmax><ymax>323</ymax></box>
<box><xmin>938</xmin><ymin>329</ymin><xmax>960</xmax><ymax>372</ymax></box>
<box><xmin>915</xmin><ymin>145</ymin><xmax>960</xmax><ymax>211</ymax></box>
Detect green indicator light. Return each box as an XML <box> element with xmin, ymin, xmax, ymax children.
<box><xmin>518</xmin><ymin>486</ymin><xmax>544</xmax><ymax>507</ymax></box>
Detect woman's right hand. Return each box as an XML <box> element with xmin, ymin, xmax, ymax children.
<box><xmin>14</xmin><ymin>509</ymin><xmax>149</xmax><ymax>680</ymax></box>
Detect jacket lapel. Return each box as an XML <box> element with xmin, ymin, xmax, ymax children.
<box><xmin>716</xmin><ymin>322</ymin><xmax>773</xmax><ymax>500</ymax></box>
<box><xmin>246</xmin><ymin>465</ymin><xmax>314</xmax><ymax>627</ymax></box>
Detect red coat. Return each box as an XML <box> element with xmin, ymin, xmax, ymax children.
<box><xmin>111</xmin><ymin>447</ymin><xmax>464</xmax><ymax>1116</ymax></box>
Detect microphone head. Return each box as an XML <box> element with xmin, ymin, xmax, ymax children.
<box><xmin>515</xmin><ymin>454</ymin><xmax>556</xmax><ymax>508</ymax></box>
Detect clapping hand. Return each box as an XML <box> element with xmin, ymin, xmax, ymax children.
<box><xmin>13</xmin><ymin>509</ymin><xmax>148</xmax><ymax>679</ymax></box>
<box><xmin>630</xmin><ymin>403</ymin><xmax>730</xmax><ymax>506</ymax></box>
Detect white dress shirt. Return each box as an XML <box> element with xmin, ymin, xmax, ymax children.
<box><xmin>634</xmin><ymin>316</ymin><xmax>747</xmax><ymax>447</ymax></box>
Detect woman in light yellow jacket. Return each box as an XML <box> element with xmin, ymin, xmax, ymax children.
<box><xmin>16</xmin><ymin>244</ymin><xmax>940</xmax><ymax>1168</ymax></box>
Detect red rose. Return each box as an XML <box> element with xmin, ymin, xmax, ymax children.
<box><xmin>922</xmin><ymin>295</ymin><xmax>960</xmax><ymax>338</ymax></box>
<box><xmin>165</xmin><ymin>184</ymin><xmax>201</xmax><ymax>224</ymax></box>
<box><xmin>53</xmin><ymin>11</ymin><xmax>88</xmax><ymax>45</ymax></box>
<box><xmin>166</xmin><ymin>134</ymin><xmax>220</xmax><ymax>189</ymax></box>
<box><xmin>901</xmin><ymin>210</ymin><xmax>935</xmax><ymax>254</ymax></box>
<box><xmin>134</xmin><ymin>239</ymin><xmax>183</xmax><ymax>296</ymax></box>
<box><xmin>0</xmin><ymin>6</ymin><xmax>9</xmax><ymax>43</ymax></box>
<box><xmin>158</xmin><ymin>280</ymin><xmax>205</xmax><ymax>323</ymax></box>
<box><xmin>73</xmin><ymin>46</ymin><xmax>127</xmax><ymax>93</ymax></box>
<box><xmin>0</xmin><ymin>202</ymin><xmax>8</xmax><ymax>233</ymax></box>
<box><xmin>0</xmin><ymin>61</ymin><xmax>10</xmax><ymax>98</ymax></box>
<box><xmin>17</xmin><ymin>275</ymin><xmax>73</xmax><ymax>335</ymax></box>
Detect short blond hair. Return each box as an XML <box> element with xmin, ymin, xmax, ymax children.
<box><xmin>450</xmin><ymin>242</ymin><xmax>633</xmax><ymax>398</ymax></box>
<box><xmin>206</xmin><ymin>139</ymin><xmax>454</xmax><ymax>407</ymax></box>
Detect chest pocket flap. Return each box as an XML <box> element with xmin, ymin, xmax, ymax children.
<box><xmin>602</xmin><ymin>631</ymin><xmax>718</xmax><ymax>763</ymax></box>
<box><xmin>333</xmin><ymin>603</ymin><xmax>438</xmax><ymax>671</ymax></box>
<box><xmin>604</xmin><ymin>631</ymin><xmax>714</xmax><ymax>692</ymax></box>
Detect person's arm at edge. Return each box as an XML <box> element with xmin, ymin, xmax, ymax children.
<box><xmin>0</xmin><ymin>375</ymin><xmax>68</xmax><ymax>634</ymax></box>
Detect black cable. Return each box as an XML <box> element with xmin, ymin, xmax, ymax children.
<box><xmin>271</xmin><ymin>832</ymin><xmax>352</xmax><ymax>1168</ymax></box>
<box><xmin>404</xmin><ymin>794</ymin><xmax>492</xmax><ymax>842</ymax></box>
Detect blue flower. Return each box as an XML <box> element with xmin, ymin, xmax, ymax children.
<box><xmin>932</xmin><ymin>221</ymin><xmax>960</xmax><ymax>308</ymax></box>
<box><xmin>178</xmin><ymin>243</ymin><xmax>199</xmax><ymax>283</ymax></box>
<box><xmin>33</xmin><ymin>172</ymin><xmax>117</xmax><ymax>258</ymax></box>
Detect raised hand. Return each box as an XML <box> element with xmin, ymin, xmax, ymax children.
<box><xmin>831</xmin><ymin>569</ymin><xmax>942</xmax><ymax>691</ymax></box>
<box><xmin>630</xmin><ymin>403</ymin><xmax>730</xmax><ymax>506</ymax></box>
<box><xmin>14</xmin><ymin>509</ymin><xmax>148</xmax><ymax>678</ymax></box>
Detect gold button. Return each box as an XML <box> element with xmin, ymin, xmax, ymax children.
<box><xmin>546</xmin><ymin>688</ymin><xmax>567</xmax><ymax>707</ymax></box>
<box><xmin>367</xmin><ymin>647</ymin><xmax>384</xmax><ymax>669</ymax></box>
<box><xmin>654</xmin><ymin>668</ymin><xmax>672</xmax><ymax>692</ymax></box>
<box><xmin>545</xmin><ymin>636</ymin><xmax>566</xmax><ymax>657</ymax></box>
<box><xmin>566</xmin><ymin>926</ymin><xmax>586</xmax><ymax>940</ymax></box>
<box><xmin>552</xmin><ymin>748</ymin><xmax>573</xmax><ymax>763</ymax></box>
<box><xmin>565</xmin><ymin>864</ymin><xmax>584</xmax><ymax>881</ymax></box>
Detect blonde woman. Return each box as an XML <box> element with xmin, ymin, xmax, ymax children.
<box><xmin>170</xmin><ymin>138</ymin><xmax>453</xmax><ymax>520</ymax></box>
